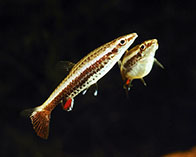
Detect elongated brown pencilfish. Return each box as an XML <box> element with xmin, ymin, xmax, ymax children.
<box><xmin>23</xmin><ymin>33</ymin><xmax>138</xmax><ymax>139</ymax></box>
<box><xmin>119</xmin><ymin>39</ymin><xmax>164</xmax><ymax>91</ymax></box>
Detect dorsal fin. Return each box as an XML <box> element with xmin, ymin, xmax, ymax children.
<box><xmin>56</xmin><ymin>61</ymin><xmax>75</xmax><ymax>73</ymax></box>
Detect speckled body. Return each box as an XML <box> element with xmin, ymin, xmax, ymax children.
<box><xmin>38</xmin><ymin>33</ymin><xmax>138</xmax><ymax>112</ymax></box>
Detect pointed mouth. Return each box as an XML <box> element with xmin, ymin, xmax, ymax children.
<box><xmin>127</xmin><ymin>33</ymin><xmax>138</xmax><ymax>42</ymax></box>
<box><xmin>147</xmin><ymin>39</ymin><xmax>158</xmax><ymax>49</ymax></box>
<box><xmin>151</xmin><ymin>39</ymin><xmax>159</xmax><ymax>49</ymax></box>
<box><xmin>151</xmin><ymin>39</ymin><xmax>158</xmax><ymax>44</ymax></box>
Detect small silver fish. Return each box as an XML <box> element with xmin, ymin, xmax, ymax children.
<box><xmin>119</xmin><ymin>39</ymin><xmax>163</xmax><ymax>91</ymax></box>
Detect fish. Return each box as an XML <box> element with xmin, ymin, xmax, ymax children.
<box><xmin>22</xmin><ymin>33</ymin><xmax>138</xmax><ymax>139</ymax></box>
<box><xmin>119</xmin><ymin>39</ymin><xmax>164</xmax><ymax>92</ymax></box>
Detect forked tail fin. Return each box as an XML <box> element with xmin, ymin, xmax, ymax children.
<box><xmin>22</xmin><ymin>107</ymin><xmax>51</xmax><ymax>139</ymax></box>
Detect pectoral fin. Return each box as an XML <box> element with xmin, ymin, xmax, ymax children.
<box><xmin>154</xmin><ymin>58</ymin><xmax>164</xmax><ymax>69</ymax></box>
<box><xmin>118</xmin><ymin>60</ymin><xmax>122</xmax><ymax>68</ymax></box>
<box><xmin>117</xmin><ymin>50</ymin><xmax>128</xmax><ymax>68</ymax></box>
<box><xmin>62</xmin><ymin>98</ymin><xmax>74</xmax><ymax>111</ymax></box>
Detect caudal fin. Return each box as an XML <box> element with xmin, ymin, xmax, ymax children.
<box><xmin>22</xmin><ymin>107</ymin><xmax>51</xmax><ymax>139</ymax></box>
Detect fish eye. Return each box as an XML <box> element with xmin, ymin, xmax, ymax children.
<box><xmin>119</xmin><ymin>39</ymin><xmax>127</xmax><ymax>46</ymax></box>
<box><xmin>140</xmin><ymin>44</ymin><xmax>146</xmax><ymax>50</ymax></box>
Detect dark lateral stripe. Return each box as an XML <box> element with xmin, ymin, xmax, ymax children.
<box><xmin>46</xmin><ymin>46</ymin><xmax>119</xmax><ymax>108</ymax></box>
<box><xmin>123</xmin><ymin>53</ymin><xmax>141</xmax><ymax>71</ymax></box>
<box><xmin>122</xmin><ymin>41</ymin><xmax>154</xmax><ymax>73</ymax></box>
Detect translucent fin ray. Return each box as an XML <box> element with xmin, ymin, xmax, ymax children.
<box><xmin>29</xmin><ymin>109</ymin><xmax>51</xmax><ymax>139</ymax></box>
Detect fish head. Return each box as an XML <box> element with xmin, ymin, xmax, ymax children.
<box><xmin>138</xmin><ymin>39</ymin><xmax>159</xmax><ymax>58</ymax></box>
<box><xmin>121</xmin><ymin>39</ymin><xmax>159</xmax><ymax>66</ymax></box>
<box><xmin>106</xmin><ymin>33</ymin><xmax>138</xmax><ymax>62</ymax></box>
<box><xmin>120</xmin><ymin>39</ymin><xmax>159</xmax><ymax>81</ymax></box>
<box><xmin>116</xmin><ymin>33</ymin><xmax>138</xmax><ymax>53</ymax></box>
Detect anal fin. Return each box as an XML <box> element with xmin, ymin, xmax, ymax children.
<box><xmin>140</xmin><ymin>78</ymin><xmax>147</xmax><ymax>86</ymax></box>
<box><xmin>92</xmin><ymin>83</ymin><xmax>98</xmax><ymax>96</ymax></box>
<box><xmin>82</xmin><ymin>83</ymin><xmax>98</xmax><ymax>96</ymax></box>
<box><xmin>123</xmin><ymin>79</ymin><xmax>132</xmax><ymax>91</ymax></box>
<box><xmin>82</xmin><ymin>89</ymin><xmax>88</xmax><ymax>95</ymax></box>
<box><xmin>123</xmin><ymin>79</ymin><xmax>133</xmax><ymax>98</ymax></box>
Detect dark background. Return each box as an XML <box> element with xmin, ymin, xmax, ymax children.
<box><xmin>0</xmin><ymin>0</ymin><xmax>196</xmax><ymax>156</ymax></box>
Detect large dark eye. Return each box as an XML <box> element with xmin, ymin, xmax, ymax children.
<box><xmin>140</xmin><ymin>44</ymin><xmax>146</xmax><ymax>50</ymax></box>
<box><xmin>120</xmin><ymin>39</ymin><xmax>127</xmax><ymax>46</ymax></box>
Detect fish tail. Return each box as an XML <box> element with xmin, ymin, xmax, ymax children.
<box><xmin>22</xmin><ymin>107</ymin><xmax>51</xmax><ymax>139</ymax></box>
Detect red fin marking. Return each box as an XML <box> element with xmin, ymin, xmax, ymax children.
<box><xmin>30</xmin><ymin>110</ymin><xmax>51</xmax><ymax>139</ymax></box>
<box><xmin>126</xmin><ymin>79</ymin><xmax>130</xmax><ymax>86</ymax></box>
<box><xmin>63</xmin><ymin>98</ymin><xmax>73</xmax><ymax>111</ymax></box>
